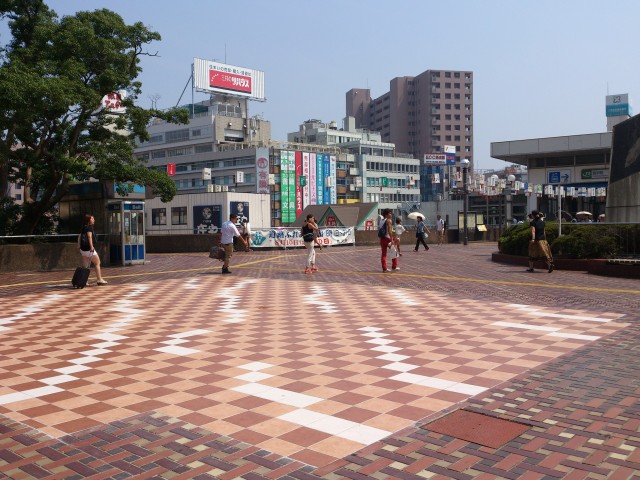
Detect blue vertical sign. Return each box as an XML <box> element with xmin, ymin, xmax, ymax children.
<box><xmin>316</xmin><ymin>153</ymin><xmax>324</xmax><ymax>204</ymax></box>
<box><xmin>323</xmin><ymin>154</ymin><xmax>331</xmax><ymax>205</ymax></box>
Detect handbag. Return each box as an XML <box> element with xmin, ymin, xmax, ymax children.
<box><xmin>209</xmin><ymin>245</ymin><xmax>225</xmax><ymax>261</ymax></box>
<box><xmin>389</xmin><ymin>245</ymin><xmax>399</xmax><ymax>260</ymax></box>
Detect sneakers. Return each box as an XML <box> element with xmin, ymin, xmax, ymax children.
<box><xmin>425</xmin><ymin>246</ymin><xmax>430</xmax><ymax>251</ymax></box>
<box><xmin>548</xmin><ymin>263</ymin><xmax>554</xmax><ymax>273</ymax></box>
<box><xmin>526</xmin><ymin>268</ymin><xmax>534</xmax><ymax>272</ymax></box>
<box><xmin>392</xmin><ymin>267</ymin><xmax>400</xmax><ymax>271</ymax></box>
<box><xmin>304</xmin><ymin>268</ymin><xmax>311</xmax><ymax>274</ymax></box>
<box><xmin>311</xmin><ymin>266</ymin><xmax>318</xmax><ymax>271</ymax></box>
<box><xmin>97</xmin><ymin>280</ymin><xmax>108</xmax><ymax>285</ymax></box>
<box><xmin>383</xmin><ymin>269</ymin><xmax>391</xmax><ymax>273</ymax></box>
<box><xmin>222</xmin><ymin>267</ymin><xmax>231</xmax><ymax>274</ymax></box>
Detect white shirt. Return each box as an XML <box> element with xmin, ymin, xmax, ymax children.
<box><xmin>221</xmin><ymin>220</ymin><xmax>241</xmax><ymax>244</ymax></box>
<box><xmin>436</xmin><ymin>218</ymin><xmax>445</xmax><ymax>232</ymax></box>
<box><xmin>395</xmin><ymin>224</ymin><xmax>406</xmax><ymax>235</ymax></box>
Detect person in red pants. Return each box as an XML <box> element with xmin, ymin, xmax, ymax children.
<box><xmin>379</xmin><ymin>209</ymin><xmax>398</xmax><ymax>272</ymax></box>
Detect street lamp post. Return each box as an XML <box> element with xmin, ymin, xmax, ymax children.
<box><xmin>461</xmin><ymin>159</ymin><xmax>469</xmax><ymax>246</ymax></box>
<box><xmin>506</xmin><ymin>174</ymin><xmax>516</xmax><ymax>227</ymax></box>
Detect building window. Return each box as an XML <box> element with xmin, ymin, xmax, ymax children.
<box><xmin>152</xmin><ymin>208</ymin><xmax>167</xmax><ymax>225</ymax></box>
<box><xmin>165</xmin><ymin>129</ymin><xmax>190</xmax><ymax>143</ymax></box>
<box><xmin>195</xmin><ymin>144</ymin><xmax>213</xmax><ymax>153</ymax></box>
<box><xmin>15</xmin><ymin>193</ymin><xmax>22</xmax><ymax>201</ymax></box>
<box><xmin>171</xmin><ymin>207</ymin><xmax>187</xmax><ymax>225</ymax></box>
<box><xmin>445</xmin><ymin>72</ymin><xmax>451</xmax><ymax>78</ymax></box>
<box><xmin>151</xmin><ymin>150</ymin><xmax>166</xmax><ymax>159</ymax></box>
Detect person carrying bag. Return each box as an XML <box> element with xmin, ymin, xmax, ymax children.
<box><xmin>77</xmin><ymin>213</ymin><xmax>108</xmax><ymax>286</ymax></box>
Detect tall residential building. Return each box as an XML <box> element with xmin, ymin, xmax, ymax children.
<box><xmin>347</xmin><ymin>69</ymin><xmax>473</xmax><ymax>201</ymax></box>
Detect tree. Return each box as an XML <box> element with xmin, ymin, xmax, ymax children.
<box><xmin>0</xmin><ymin>0</ymin><xmax>188</xmax><ymax>235</ymax></box>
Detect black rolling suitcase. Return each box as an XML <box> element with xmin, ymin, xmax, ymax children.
<box><xmin>72</xmin><ymin>260</ymin><xmax>91</xmax><ymax>289</ymax></box>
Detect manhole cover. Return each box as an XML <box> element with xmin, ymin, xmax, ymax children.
<box><xmin>423</xmin><ymin>410</ymin><xmax>529</xmax><ymax>448</ymax></box>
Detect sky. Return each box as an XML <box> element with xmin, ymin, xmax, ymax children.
<box><xmin>3</xmin><ymin>0</ymin><xmax>639</xmax><ymax>170</ymax></box>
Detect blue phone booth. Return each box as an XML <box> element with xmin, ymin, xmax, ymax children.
<box><xmin>107</xmin><ymin>200</ymin><xmax>145</xmax><ymax>265</ymax></box>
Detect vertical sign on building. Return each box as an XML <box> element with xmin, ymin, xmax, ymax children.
<box><xmin>295</xmin><ymin>151</ymin><xmax>303</xmax><ymax>219</ymax></box>
<box><xmin>255</xmin><ymin>147</ymin><xmax>270</xmax><ymax>194</ymax></box>
<box><xmin>330</xmin><ymin>155</ymin><xmax>337</xmax><ymax>204</ymax></box>
<box><xmin>302</xmin><ymin>152</ymin><xmax>310</xmax><ymax>208</ymax></box>
<box><xmin>323</xmin><ymin>154</ymin><xmax>331</xmax><ymax>205</ymax></box>
<box><xmin>309</xmin><ymin>153</ymin><xmax>317</xmax><ymax>205</ymax></box>
<box><xmin>288</xmin><ymin>151</ymin><xmax>296</xmax><ymax>221</ymax></box>
<box><xmin>316</xmin><ymin>153</ymin><xmax>324</xmax><ymax>205</ymax></box>
<box><xmin>280</xmin><ymin>150</ymin><xmax>290</xmax><ymax>222</ymax></box>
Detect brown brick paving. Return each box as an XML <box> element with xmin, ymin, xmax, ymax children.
<box><xmin>1</xmin><ymin>243</ymin><xmax>639</xmax><ymax>478</ymax></box>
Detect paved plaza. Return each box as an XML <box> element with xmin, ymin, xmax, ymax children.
<box><xmin>0</xmin><ymin>243</ymin><xmax>639</xmax><ymax>479</ymax></box>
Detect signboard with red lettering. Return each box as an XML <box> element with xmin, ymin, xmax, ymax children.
<box><xmin>255</xmin><ymin>148</ymin><xmax>269</xmax><ymax>194</ymax></box>
<box><xmin>167</xmin><ymin>164</ymin><xmax>176</xmax><ymax>176</ymax></box>
<box><xmin>194</xmin><ymin>58</ymin><xmax>265</xmax><ymax>100</ymax></box>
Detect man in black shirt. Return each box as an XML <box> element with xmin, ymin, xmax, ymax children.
<box><xmin>527</xmin><ymin>211</ymin><xmax>554</xmax><ymax>273</ymax></box>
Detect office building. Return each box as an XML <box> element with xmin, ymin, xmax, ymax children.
<box><xmin>288</xmin><ymin>117</ymin><xmax>421</xmax><ymax>215</ymax></box>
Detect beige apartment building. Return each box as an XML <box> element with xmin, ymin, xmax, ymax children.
<box><xmin>346</xmin><ymin>69</ymin><xmax>473</xmax><ymax>202</ymax></box>
<box><xmin>346</xmin><ymin>69</ymin><xmax>473</xmax><ymax>165</ymax></box>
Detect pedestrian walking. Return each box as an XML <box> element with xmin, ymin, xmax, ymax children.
<box><xmin>239</xmin><ymin>219</ymin><xmax>252</xmax><ymax>252</ymax></box>
<box><xmin>78</xmin><ymin>213</ymin><xmax>108</xmax><ymax>285</ymax></box>
<box><xmin>414</xmin><ymin>216</ymin><xmax>431</xmax><ymax>252</ymax></box>
<box><xmin>393</xmin><ymin>217</ymin><xmax>406</xmax><ymax>256</ymax></box>
<box><xmin>436</xmin><ymin>215</ymin><xmax>446</xmax><ymax>245</ymax></box>
<box><xmin>527</xmin><ymin>210</ymin><xmax>554</xmax><ymax>273</ymax></box>
<box><xmin>302</xmin><ymin>214</ymin><xmax>320</xmax><ymax>273</ymax></box>
<box><xmin>379</xmin><ymin>209</ymin><xmax>398</xmax><ymax>272</ymax></box>
<box><xmin>221</xmin><ymin>213</ymin><xmax>247</xmax><ymax>274</ymax></box>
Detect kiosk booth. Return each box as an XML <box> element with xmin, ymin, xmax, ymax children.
<box><xmin>107</xmin><ymin>200</ymin><xmax>145</xmax><ymax>265</ymax></box>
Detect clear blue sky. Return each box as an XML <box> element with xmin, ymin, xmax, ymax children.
<box><xmin>5</xmin><ymin>0</ymin><xmax>640</xmax><ymax>170</ymax></box>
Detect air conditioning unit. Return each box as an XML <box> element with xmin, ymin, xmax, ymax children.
<box><xmin>206</xmin><ymin>184</ymin><xmax>214</xmax><ymax>193</ymax></box>
<box><xmin>214</xmin><ymin>184</ymin><xmax>222</xmax><ymax>193</ymax></box>
<box><xmin>221</xmin><ymin>185</ymin><xmax>229</xmax><ymax>192</ymax></box>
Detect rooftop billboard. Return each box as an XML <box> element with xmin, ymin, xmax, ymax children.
<box><xmin>193</xmin><ymin>58</ymin><xmax>265</xmax><ymax>101</ymax></box>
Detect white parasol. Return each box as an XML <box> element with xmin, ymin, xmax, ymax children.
<box><xmin>407</xmin><ymin>212</ymin><xmax>425</xmax><ymax>221</ymax></box>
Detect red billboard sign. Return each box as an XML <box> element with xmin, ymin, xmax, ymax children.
<box><xmin>209</xmin><ymin>71</ymin><xmax>252</xmax><ymax>94</ymax></box>
<box><xmin>167</xmin><ymin>163</ymin><xmax>176</xmax><ymax>176</ymax></box>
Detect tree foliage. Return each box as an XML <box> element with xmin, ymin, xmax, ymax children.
<box><xmin>0</xmin><ymin>0</ymin><xmax>188</xmax><ymax>234</ymax></box>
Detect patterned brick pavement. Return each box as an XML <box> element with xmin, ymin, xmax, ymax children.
<box><xmin>1</xmin><ymin>243</ymin><xmax>639</xmax><ymax>479</ymax></box>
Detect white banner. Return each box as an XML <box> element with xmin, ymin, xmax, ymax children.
<box><xmin>249</xmin><ymin>227</ymin><xmax>355</xmax><ymax>249</ymax></box>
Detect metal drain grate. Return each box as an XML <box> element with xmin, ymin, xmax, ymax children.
<box><xmin>423</xmin><ymin>409</ymin><xmax>530</xmax><ymax>448</ymax></box>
